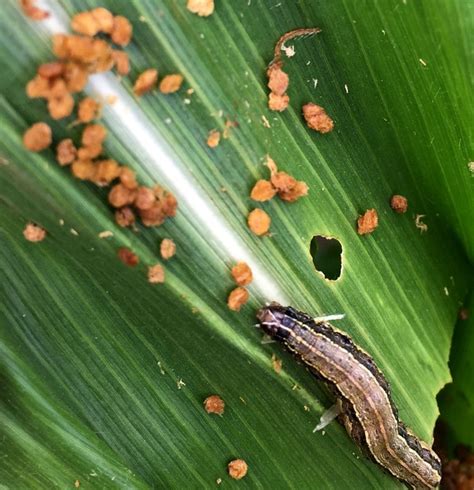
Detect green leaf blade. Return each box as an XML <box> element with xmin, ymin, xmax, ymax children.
<box><xmin>0</xmin><ymin>0</ymin><xmax>472</xmax><ymax>487</ymax></box>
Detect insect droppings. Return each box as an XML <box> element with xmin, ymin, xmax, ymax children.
<box><xmin>227</xmin><ymin>459</ymin><xmax>248</xmax><ymax>480</ymax></box>
<box><xmin>203</xmin><ymin>395</ymin><xmax>225</xmax><ymax>415</ymax></box>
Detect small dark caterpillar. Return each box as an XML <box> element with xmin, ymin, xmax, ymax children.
<box><xmin>257</xmin><ymin>303</ymin><xmax>441</xmax><ymax>489</ymax></box>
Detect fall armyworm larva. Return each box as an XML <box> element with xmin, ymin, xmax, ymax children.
<box><xmin>257</xmin><ymin>303</ymin><xmax>441</xmax><ymax>489</ymax></box>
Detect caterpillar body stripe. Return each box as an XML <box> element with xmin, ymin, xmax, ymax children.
<box><xmin>256</xmin><ymin>303</ymin><xmax>441</xmax><ymax>489</ymax></box>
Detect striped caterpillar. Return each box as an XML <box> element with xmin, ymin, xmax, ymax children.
<box><xmin>257</xmin><ymin>303</ymin><xmax>441</xmax><ymax>489</ymax></box>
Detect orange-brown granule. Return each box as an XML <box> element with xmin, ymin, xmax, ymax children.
<box><xmin>20</xmin><ymin>0</ymin><xmax>49</xmax><ymax>20</ymax></box>
<box><xmin>231</xmin><ymin>262</ymin><xmax>253</xmax><ymax>286</ymax></box>
<box><xmin>160</xmin><ymin>238</ymin><xmax>176</xmax><ymax>260</ymax></box>
<box><xmin>71</xmin><ymin>11</ymin><xmax>102</xmax><ymax>37</ymax></box>
<box><xmin>77</xmin><ymin>144</ymin><xmax>102</xmax><ymax>160</ymax></box>
<box><xmin>112</xmin><ymin>50</ymin><xmax>130</xmax><ymax>75</ymax></box>
<box><xmin>149</xmin><ymin>200</ymin><xmax>175</xmax><ymax>226</ymax></box>
<box><xmin>111</xmin><ymin>15</ymin><xmax>133</xmax><ymax>46</ymax></box>
<box><xmin>254</xmin><ymin>156</ymin><xmax>308</xmax><ymax>203</ymax></box>
<box><xmin>71</xmin><ymin>159</ymin><xmax>96</xmax><ymax>180</ymax></box>
<box><xmin>95</xmin><ymin>42</ymin><xmax>115</xmax><ymax>72</ymax></box>
<box><xmin>207</xmin><ymin>130</ymin><xmax>221</xmax><ymax>148</ymax></box>
<box><xmin>82</xmin><ymin>124</ymin><xmax>107</xmax><ymax>147</ymax></box>
<box><xmin>133</xmin><ymin>68</ymin><xmax>158</xmax><ymax>96</ymax></box>
<box><xmin>159</xmin><ymin>74</ymin><xmax>184</xmax><ymax>94</ymax></box>
<box><xmin>268</xmin><ymin>92</ymin><xmax>289</xmax><ymax>112</ymax></box>
<box><xmin>248</xmin><ymin>208</ymin><xmax>271</xmax><ymax>236</ymax></box>
<box><xmin>52</xmin><ymin>35</ymin><xmax>113</xmax><ymax>72</ymax></box>
<box><xmin>137</xmin><ymin>187</ymin><xmax>177</xmax><ymax>228</ymax></box>
<box><xmin>63</xmin><ymin>62</ymin><xmax>88</xmax><ymax>92</ymax></box>
<box><xmin>148</xmin><ymin>264</ymin><xmax>165</xmax><ymax>283</ymax></box>
<box><xmin>267</xmin><ymin>64</ymin><xmax>289</xmax><ymax>96</ymax></box>
<box><xmin>118</xmin><ymin>247</ymin><xmax>139</xmax><ymax>267</ymax></box>
<box><xmin>23</xmin><ymin>122</ymin><xmax>52</xmax><ymax>152</ymax></box>
<box><xmin>48</xmin><ymin>92</ymin><xmax>75</xmax><ymax>120</ymax></box>
<box><xmin>139</xmin><ymin>204</ymin><xmax>165</xmax><ymax>227</ymax></box>
<box><xmin>91</xmin><ymin>7</ymin><xmax>114</xmax><ymax>33</ymax></box>
<box><xmin>267</xmin><ymin>63</ymin><xmax>290</xmax><ymax>112</ymax></box>
<box><xmin>390</xmin><ymin>194</ymin><xmax>408</xmax><ymax>214</ymax></box>
<box><xmin>203</xmin><ymin>395</ymin><xmax>225</xmax><ymax>415</ymax></box>
<box><xmin>134</xmin><ymin>186</ymin><xmax>156</xmax><ymax>210</ymax></box>
<box><xmin>78</xmin><ymin>134</ymin><xmax>103</xmax><ymax>158</ymax></box>
<box><xmin>47</xmin><ymin>78</ymin><xmax>68</xmax><ymax>98</ymax></box>
<box><xmin>51</xmin><ymin>34</ymin><xmax>68</xmax><ymax>58</ymax></box>
<box><xmin>92</xmin><ymin>159</ymin><xmax>121</xmax><ymax>185</ymax></box>
<box><xmin>23</xmin><ymin>222</ymin><xmax>46</xmax><ymax>242</ymax></box>
<box><xmin>26</xmin><ymin>74</ymin><xmax>51</xmax><ymax>99</ymax></box>
<box><xmin>51</xmin><ymin>34</ymin><xmax>70</xmax><ymax>58</ymax></box>
<box><xmin>227</xmin><ymin>459</ymin><xmax>248</xmax><ymax>480</ymax></box>
<box><xmin>115</xmin><ymin>206</ymin><xmax>136</xmax><ymax>227</ymax></box>
<box><xmin>56</xmin><ymin>138</ymin><xmax>77</xmax><ymax>166</ymax></box>
<box><xmin>155</xmin><ymin>186</ymin><xmax>178</xmax><ymax>217</ymax></box>
<box><xmin>165</xmin><ymin>195</ymin><xmax>178</xmax><ymax>217</ymax></box>
<box><xmin>271</xmin><ymin>171</ymin><xmax>296</xmax><ymax>192</ymax></box>
<box><xmin>71</xmin><ymin>8</ymin><xmax>114</xmax><ymax>36</ymax></box>
<box><xmin>227</xmin><ymin>287</ymin><xmax>250</xmax><ymax>311</ymax></box>
<box><xmin>250</xmin><ymin>180</ymin><xmax>277</xmax><ymax>202</ymax></box>
<box><xmin>186</xmin><ymin>0</ymin><xmax>215</xmax><ymax>17</ymax></box>
<box><xmin>271</xmin><ymin>353</ymin><xmax>282</xmax><ymax>374</ymax></box>
<box><xmin>78</xmin><ymin>97</ymin><xmax>100</xmax><ymax>123</ymax></box>
<box><xmin>108</xmin><ymin>183</ymin><xmax>138</xmax><ymax>208</ymax></box>
<box><xmin>302</xmin><ymin>102</ymin><xmax>334</xmax><ymax>134</ymax></box>
<box><xmin>357</xmin><ymin>209</ymin><xmax>378</xmax><ymax>235</ymax></box>
<box><xmin>37</xmin><ymin>61</ymin><xmax>64</xmax><ymax>79</ymax></box>
<box><xmin>120</xmin><ymin>166</ymin><xmax>138</xmax><ymax>189</ymax></box>
<box><xmin>278</xmin><ymin>181</ymin><xmax>308</xmax><ymax>202</ymax></box>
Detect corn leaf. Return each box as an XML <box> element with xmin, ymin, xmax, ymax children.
<box><xmin>0</xmin><ymin>0</ymin><xmax>472</xmax><ymax>487</ymax></box>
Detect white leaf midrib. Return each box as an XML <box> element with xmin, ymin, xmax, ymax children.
<box><xmin>36</xmin><ymin>0</ymin><xmax>288</xmax><ymax>304</ymax></box>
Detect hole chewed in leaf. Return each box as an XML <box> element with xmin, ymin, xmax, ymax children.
<box><xmin>310</xmin><ymin>235</ymin><xmax>343</xmax><ymax>281</ymax></box>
